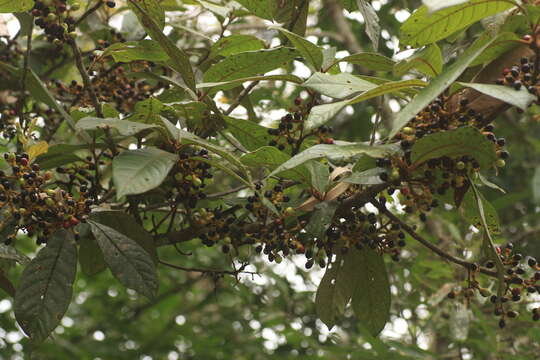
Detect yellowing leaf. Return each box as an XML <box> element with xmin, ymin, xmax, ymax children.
<box><xmin>27</xmin><ymin>141</ymin><xmax>49</xmax><ymax>160</ymax></box>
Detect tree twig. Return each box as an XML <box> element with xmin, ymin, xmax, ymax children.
<box><xmin>159</xmin><ymin>260</ymin><xmax>257</xmax><ymax>277</ymax></box>
<box><xmin>69</xmin><ymin>39</ymin><xmax>103</xmax><ymax>117</ymax></box>
<box><xmin>75</xmin><ymin>0</ymin><xmax>104</xmax><ymax>26</ymax></box>
<box><xmin>372</xmin><ymin>200</ymin><xmax>499</xmax><ymax>278</ymax></box>
<box><xmin>224</xmin><ymin>81</ymin><xmax>260</xmax><ymax>116</ymax></box>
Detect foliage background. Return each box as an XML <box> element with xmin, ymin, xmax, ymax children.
<box><xmin>0</xmin><ymin>0</ymin><xmax>540</xmax><ymax>359</ymax></box>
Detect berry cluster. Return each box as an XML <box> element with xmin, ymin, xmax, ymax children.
<box><xmin>169</xmin><ymin>148</ymin><xmax>213</xmax><ymax>209</ymax></box>
<box><xmin>53</xmin><ymin>59</ymin><xmax>168</xmax><ymax>114</ymax></box>
<box><xmin>0</xmin><ymin>35</ymin><xmax>22</xmax><ymax>65</ymax></box>
<box><xmin>1</xmin><ymin>153</ymin><xmax>91</xmax><ymax>245</ymax></box>
<box><xmin>31</xmin><ymin>0</ymin><xmax>79</xmax><ymax>46</ymax></box>
<box><xmin>447</xmin><ymin>242</ymin><xmax>540</xmax><ymax>328</ymax></box>
<box><xmin>496</xmin><ymin>56</ymin><xmax>539</xmax><ymax>110</ymax></box>
<box><xmin>267</xmin><ymin>98</ymin><xmax>334</xmax><ymax>153</ymax></box>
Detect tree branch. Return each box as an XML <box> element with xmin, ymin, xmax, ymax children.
<box><xmin>69</xmin><ymin>39</ymin><xmax>103</xmax><ymax>118</ymax></box>
<box><xmin>372</xmin><ymin>201</ymin><xmax>499</xmax><ymax>278</ymax></box>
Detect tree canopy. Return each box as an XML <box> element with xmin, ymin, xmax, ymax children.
<box><xmin>0</xmin><ymin>0</ymin><xmax>540</xmax><ymax>359</ymax></box>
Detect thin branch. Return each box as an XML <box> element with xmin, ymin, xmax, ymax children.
<box><xmin>75</xmin><ymin>1</ymin><xmax>104</xmax><ymax>26</ymax></box>
<box><xmin>224</xmin><ymin>80</ymin><xmax>260</xmax><ymax>116</ymax></box>
<box><xmin>69</xmin><ymin>39</ymin><xmax>103</xmax><ymax>117</ymax></box>
<box><xmin>159</xmin><ymin>260</ymin><xmax>257</xmax><ymax>277</ymax></box>
<box><xmin>372</xmin><ymin>201</ymin><xmax>499</xmax><ymax>278</ymax></box>
<box><xmin>17</xmin><ymin>20</ymin><xmax>33</xmax><ymax>136</ymax></box>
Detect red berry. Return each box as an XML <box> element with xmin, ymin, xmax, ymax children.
<box><xmin>325</xmin><ymin>138</ymin><xmax>334</xmax><ymax>144</ymax></box>
<box><xmin>70</xmin><ymin>217</ymin><xmax>80</xmax><ymax>226</ymax></box>
<box><xmin>20</xmin><ymin>158</ymin><xmax>28</xmax><ymax>166</ymax></box>
<box><xmin>63</xmin><ymin>221</ymin><xmax>71</xmax><ymax>229</ymax></box>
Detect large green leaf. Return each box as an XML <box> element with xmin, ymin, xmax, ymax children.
<box><xmin>316</xmin><ymin>253</ymin><xmax>351</xmax><ymax>329</ymax></box>
<box><xmin>410</xmin><ymin>126</ymin><xmax>497</xmax><ymax>169</ymax></box>
<box><xmin>268</xmin><ymin>143</ymin><xmax>401</xmax><ymax>178</ymax></box>
<box><xmin>113</xmin><ymin>147</ymin><xmax>178</xmax><ymax>198</ymax></box>
<box><xmin>461</xmin><ymin>187</ymin><xmax>501</xmax><ymax>234</ymax></box>
<box><xmin>329</xmin><ymin>53</ymin><xmax>395</xmax><ymax>72</ymax></box>
<box><xmin>209</xmin><ymin>35</ymin><xmax>266</xmax><ymax>58</ymax></box>
<box><xmin>89</xmin><ymin>221</ymin><xmax>158</xmax><ymax>299</ymax></box>
<box><xmin>316</xmin><ymin>247</ymin><xmax>391</xmax><ymax>335</ymax></box>
<box><xmin>468</xmin><ymin>32</ymin><xmax>519</xmax><ymax>67</ymax></box>
<box><xmin>235</xmin><ymin>0</ymin><xmax>275</xmax><ymax>19</ymax></box>
<box><xmin>394</xmin><ymin>44</ymin><xmax>443</xmax><ymax>77</ymax></box>
<box><xmin>90</xmin><ymin>211</ymin><xmax>158</xmax><ymax>263</ymax></box>
<box><xmin>203</xmin><ymin>48</ymin><xmax>298</xmax><ymax>83</ymax></box>
<box><xmin>77</xmin><ymin>118</ymin><xmax>157</xmax><ymax>136</ymax></box>
<box><xmin>305</xmin><ymin>201</ymin><xmax>338</xmax><ymax>239</ymax></box>
<box><xmin>304</xmin><ymin>79</ymin><xmax>426</xmax><ymax>131</ymax></box>
<box><xmin>0</xmin><ymin>0</ymin><xmax>33</xmax><ymax>12</ymax></box>
<box><xmin>276</xmin><ymin>27</ymin><xmax>323</xmax><ymax>70</ymax></box>
<box><xmin>303</xmin><ymin>72</ymin><xmax>377</xmax><ymax>99</ymax></box>
<box><xmin>240</xmin><ymin>146</ymin><xmax>310</xmax><ymax>182</ymax></box>
<box><xmin>457</xmin><ymin>82</ymin><xmax>536</xmax><ymax>111</ymax></box>
<box><xmin>128</xmin><ymin>98</ymin><xmax>164</xmax><ymax>124</ymax></box>
<box><xmin>400</xmin><ymin>1</ymin><xmax>514</xmax><ymax>47</ymax></box>
<box><xmin>224</xmin><ymin>117</ymin><xmax>273</xmax><ymax>151</ymax></box>
<box><xmin>101</xmin><ymin>40</ymin><xmax>169</xmax><ymax>62</ymax></box>
<box><xmin>389</xmin><ymin>34</ymin><xmax>503</xmax><ymax>139</ymax></box>
<box><xmin>350</xmin><ymin>248</ymin><xmax>391</xmax><ymax>336</ymax></box>
<box><xmin>128</xmin><ymin>0</ymin><xmax>196</xmax><ymax>93</ymax></box>
<box><xmin>14</xmin><ymin>230</ymin><xmax>77</xmax><ymax>344</ymax></box>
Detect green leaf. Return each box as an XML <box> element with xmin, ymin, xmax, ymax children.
<box><xmin>128</xmin><ymin>98</ymin><xmax>164</xmax><ymax>124</ymax></box>
<box><xmin>304</xmin><ymin>100</ymin><xmax>350</xmax><ymax>131</ymax></box>
<box><xmin>469</xmin><ymin>32</ymin><xmax>519</xmax><ymax>67</ymax></box>
<box><xmin>78</xmin><ymin>229</ymin><xmax>107</xmax><ymax>276</ymax></box>
<box><xmin>128</xmin><ymin>0</ymin><xmax>196</xmax><ymax>93</ymax></box>
<box><xmin>235</xmin><ymin>0</ymin><xmax>274</xmax><ymax>19</ymax></box>
<box><xmin>457</xmin><ymin>82</ymin><xmax>536</xmax><ymax>111</ymax></box>
<box><xmin>303</xmin><ymin>72</ymin><xmax>377</xmax><ymax>99</ymax></box>
<box><xmin>356</xmin><ymin>0</ymin><xmax>380</xmax><ymax>50</ymax></box>
<box><xmin>394</xmin><ymin>44</ymin><xmax>443</xmax><ymax>77</ymax></box>
<box><xmin>350</xmin><ymin>248</ymin><xmax>391</xmax><ymax>336</ymax></box>
<box><xmin>197</xmin><ymin>0</ymin><xmax>231</xmax><ymax>17</ymax></box>
<box><xmin>410</xmin><ymin>126</ymin><xmax>496</xmax><ymax>169</ymax></box>
<box><xmin>224</xmin><ymin>117</ymin><xmax>273</xmax><ymax>151</ymax></box>
<box><xmin>113</xmin><ymin>147</ymin><xmax>178</xmax><ymax>198</ymax></box>
<box><xmin>89</xmin><ymin>221</ymin><xmax>158</xmax><ymax>299</ymax></box>
<box><xmin>348</xmin><ymin>79</ymin><xmax>427</xmax><ymax>105</ymax></box>
<box><xmin>344</xmin><ymin>168</ymin><xmax>385</xmax><ymax>185</ymax></box>
<box><xmin>0</xmin><ymin>0</ymin><xmax>33</xmax><ymax>12</ymax></box>
<box><xmin>128</xmin><ymin>0</ymin><xmax>165</xmax><ymax>29</ymax></box>
<box><xmin>306</xmin><ymin>161</ymin><xmax>330</xmax><ymax>194</ymax></box>
<box><xmin>423</xmin><ymin>0</ymin><xmax>469</xmax><ymax>13</ymax></box>
<box><xmin>102</xmin><ymin>40</ymin><xmax>169</xmax><ymax>62</ymax></box>
<box><xmin>77</xmin><ymin>118</ymin><xmax>157</xmax><ymax>136</ymax></box>
<box><xmin>198</xmin><ymin>74</ymin><xmax>303</xmax><ymax>92</ymax></box>
<box><xmin>305</xmin><ymin>201</ymin><xmax>339</xmax><ymax>240</ymax></box>
<box><xmin>389</xmin><ymin>34</ymin><xmax>504</xmax><ymax>139</ymax></box>
<box><xmin>240</xmin><ymin>146</ymin><xmax>310</xmax><ymax>182</ymax></box>
<box><xmin>14</xmin><ymin>230</ymin><xmax>77</xmax><ymax>344</ymax></box>
<box><xmin>400</xmin><ymin>1</ymin><xmax>514</xmax><ymax>47</ymax></box>
<box><xmin>203</xmin><ymin>48</ymin><xmax>298</xmax><ymax>83</ymax></box>
<box><xmin>461</xmin><ymin>188</ymin><xmax>501</xmax><ymax>233</ymax></box>
<box><xmin>306</xmin><ymin>79</ymin><xmax>427</xmax><ymax>130</ymax></box>
<box><xmin>330</xmin><ymin>53</ymin><xmax>395</xmax><ymax>72</ymax></box>
<box><xmin>275</xmin><ymin>27</ymin><xmax>323</xmax><ymax>70</ymax></box>
<box><xmin>90</xmin><ymin>211</ymin><xmax>158</xmax><ymax>263</ymax></box>
<box><xmin>316</xmin><ymin>253</ymin><xmax>350</xmax><ymax>329</ymax></box>
<box><xmin>210</xmin><ymin>35</ymin><xmax>266</xmax><ymax>58</ymax></box>
<box><xmin>268</xmin><ymin>143</ymin><xmax>401</xmax><ymax>178</ymax></box>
